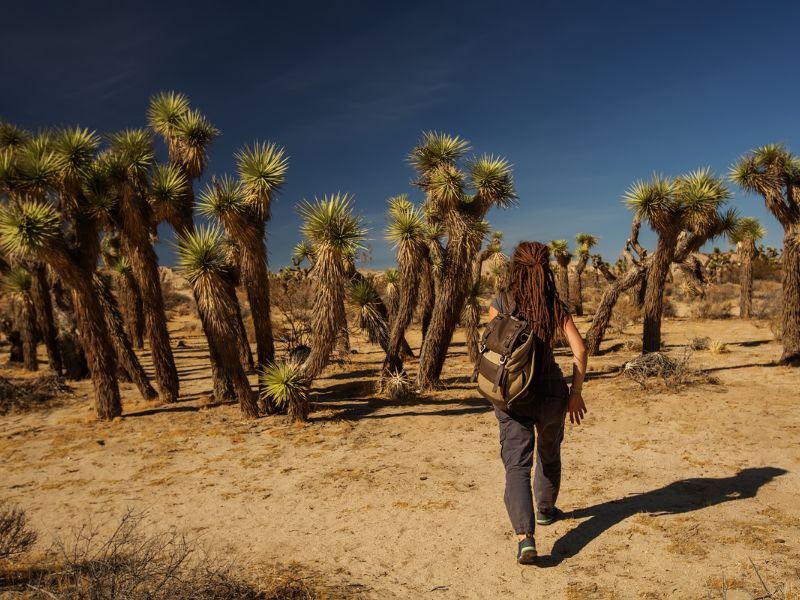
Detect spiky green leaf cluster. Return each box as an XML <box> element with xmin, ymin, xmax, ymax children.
<box><xmin>730</xmin><ymin>216</ymin><xmax>765</xmax><ymax>244</ymax></box>
<box><xmin>291</xmin><ymin>240</ymin><xmax>315</xmax><ymax>266</ymax></box>
<box><xmin>111</xmin><ymin>255</ymin><xmax>133</xmax><ymax>276</ymax></box>
<box><xmin>147</xmin><ymin>91</ymin><xmax>191</xmax><ymax>137</ymax></box>
<box><xmin>0</xmin><ymin>123</ymin><xmax>31</xmax><ymax>149</ymax></box>
<box><xmin>107</xmin><ymin>129</ymin><xmax>154</xmax><ymax>180</ymax></box>
<box><xmin>0</xmin><ymin>201</ymin><xmax>61</xmax><ymax>256</ymax></box>
<box><xmin>347</xmin><ymin>277</ymin><xmax>380</xmax><ymax>308</ymax></box>
<box><xmin>175</xmin><ymin>224</ymin><xmax>228</xmax><ymax>283</ymax></box>
<box><xmin>258</xmin><ymin>361</ymin><xmax>308</xmax><ymax>411</ymax></box>
<box><xmin>148</xmin><ymin>163</ymin><xmax>189</xmax><ymax>211</ymax></box>
<box><xmin>623</xmin><ymin>174</ymin><xmax>677</xmax><ymax>229</ymax></box>
<box><xmin>384</xmin><ymin>268</ymin><xmax>399</xmax><ymax>284</ymax></box>
<box><xmin>2</xmin><ymin>266</ymin><xmax>32</xmax><ymax>294</ymax></box>
<box><xmin>469</xmin><ymin>154</ymin><xmax>516</xmax><ymax>207</ymax></box>
<box><xmin>549</xmin><ymin>239</ymin><xmax>570</xmax><ymax>257</ymax></box>
<box><xmin>53</xmin><ymin>127</ymin><xmax>100</xmax><ymax>179</ymax></box>
<box><xmin>409</xmin><ymin>131</ymin><xmax>470</xmax><ymax>174</ymax></box>
<box><xmin>298</xmin><ymin>192</ymin><xmax>366</xmax><ymax>254</ymax></box>
<box><xmin>197</xmin><ymin>175</ymin><xmax>247</xmax><ymax>219</ymax></box>
<box><xmin>674</xmin><ymin>168</ymin><xmax>732</xmax><ymax>231</ymax></box>
<box><xmin>386</xmin><ymin>201</ymin><xmax>425</xmax><ymax>246</ymax></box>
<box><xmin>236</xmin><ymin>142</ymin><xmax>288</xmax><ymax>216</ymax></box>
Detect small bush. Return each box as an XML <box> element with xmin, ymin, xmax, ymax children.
<box><xmin>691</xmin><ymin>300</ymin><xmax>732</xmax><ymax>320</ymax></box>
<box><xmin>0</xmin><ymin>503</ymin><xmax>37</xmax><ymax>560</ymax></box>
<box><xmin>624</xmin><ymin>339</ymin><xmax>643</xmax><ymax>352</ymax></box>
<box><xmin>689</xmin><ymin>336</ymin><xmax>710</xmax><ymax>350</ymax></box>
<box><xmin>0</xmin><ymin>374</ymin><xmax>72</xmax><ymax>416</ymax></box>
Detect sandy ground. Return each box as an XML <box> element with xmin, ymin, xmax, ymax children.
<box><xmin>2</xmin><ymin>306</ymin><xmax>800</xmax><ymax>599</ymax></box>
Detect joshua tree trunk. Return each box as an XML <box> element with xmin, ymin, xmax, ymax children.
<box><xmin>383</xmin><ymin>252</ymin><xmax>423</xmax><ymax>376</ymax></box>
<box><xmin>117</xmin><ymin>271</ymin><xmax>145</xmax><ymax>349</ymax></box>
<box><xmin>571</xmin><ymin>256</ymin><xmax>589</xmax><ymax>316</ymax></box>
<box><xmin>195</xmin><ymin>280</ymin><xmax>257</xmax><ymax>417</ymax></box>
<box><xmin>16</xmin><ymin>294</ymin><xmax>38</xmax><ymax>371</ymax></box>
<box><xmin>586</xmin><ymin>263</ymin><xmax>647</xmax><ymax>356</ymax></box>
<box><xmin>462</xmin><ymin>297</ymin><xmax>481</xmax><ymax>363</ymax></box>
<box><xmin>30</xmin><ymin>263</ymin><xmax>61</xmax><ymax>374</ymax></box>
<box><xmin>47</xmin><ymin>252</ymin><xmax>122</xmax><ymax>419</ymax></box>
<box><xmin>94</xmin><ymin>275</ymin><xmax>158</xmax><ymax>401</ymax></box>
<box><xmin>238</xmin><ymin>222</ymin><xmax>275</xmax><ymax>368</ymax></box>
<box><xmin>304</xmin><ymin>248</ymin><xmax>347</xmax><ymax>380</ymax></box>
<box><xmin>119</xmin><ymin>187</ymin><xmax>179</xmax><ymax>403</ymax></box>
<box><xmin>642</xmin><ymin>234</ymin><xmax>678</xmax><ymax>353</ymax></box>
<box><xmin>738</xmin><ymin>243</ymin><xmax>756</xmax><ymax>319</ymax></box>
<box><xmin>780</xmin><ymin>226</ymin><xmax>800</xmax><ymax>364</ymax></box>
<box><xmin>556</xmin><ymin>261</ymin><xmax>570</xmax><ymax>305</ymax></box>
<box><xmin>418</xmin><ymin>255</ymin><xmax>435</xmax><ymax>340</ymax></box>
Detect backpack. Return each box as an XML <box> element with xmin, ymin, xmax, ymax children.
<box><xmin>473</xmin><ymin>293</ymin><xmax>537</xmax><ymax>412</ymax></box>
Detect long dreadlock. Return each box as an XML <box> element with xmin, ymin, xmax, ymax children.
<box><xmin>507</xmin><ymin>241</ymin><xmax>567</xmax><ymax>347</ymax></box>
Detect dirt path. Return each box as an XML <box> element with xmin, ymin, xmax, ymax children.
<box><xmin>2</xmin><ymin>316</ymin><xmax>799</xmax><ymax>598</ymax></box>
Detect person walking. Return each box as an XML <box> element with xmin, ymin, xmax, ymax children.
<box><xmin>488</xmin><ymin>241</ymin><xmax>588</xmax><ymax>564</ymax></box>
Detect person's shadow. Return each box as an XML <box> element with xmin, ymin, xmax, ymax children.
<box><xmin>538</xmin><ymin>467</ymin><xmax>787</xmax><ymax>567</ymax></box>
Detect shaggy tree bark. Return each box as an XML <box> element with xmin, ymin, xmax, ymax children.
<box><xmin>586</xmin><ymin>263</ymin><xmax>647</xmax><ymax>356</ymax></box>
<box><xmin>30</xmin><ymin>263</ymin><xmax>61</xmax><ymax>374</ymax></box>
<box><xmin>571</xmin><ymin>255</ymin><xmax>590</xmax><ymax>316</ymax></box>
<box><xmin>780</xmin><ymin>225</ymin><xmax>800</xmax><ymax>364</ymax></box>
<box><xmin>95</xmin><ymin>275</ymin><xmax>158</xmax><ymax>401</ymax></box>
<box><xmin>737</xmin><ymin>243</ymin><xmax>755</xmax><ymax>318</ymax></box>
<box><xmin>14</xmin><ymin>294</ymin><xmax>38</xmax><ymax>371</ymax></box>
<box><xmin>642</xmin><ymin>232</ymin><xmax>679</xmax><ymax>353</ymax></box>
<box><xmin>417</xmin><ymin>252</ymin><xmax>435</xmax><ymax>339</ymax></box>
<box><xmin>119</xmin><ymin>187</ymin><xmax>179</xmax><ymax>403</ymax></box>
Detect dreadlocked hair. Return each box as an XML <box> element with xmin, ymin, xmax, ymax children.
<box><xmin>507</xmin><ymin>241</ymin><xmax>567</xmax><ymax>346</ymax></box>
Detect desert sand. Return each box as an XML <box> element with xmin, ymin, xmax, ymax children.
<box><xmin>2</xmin><ymin>293</ymin><xmax>799</xmax><ymax>599</ymax></box>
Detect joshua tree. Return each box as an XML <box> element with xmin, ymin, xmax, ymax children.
<box><xmin>176</xmin><ymin>225</ymin><xmax>258</xmax><ymax>417</ymax></box>
<box><xmin>0</xmin><ymin>200</ymin><xmax>121</xmax><ymax>418</ymax></box>
<box><xmin>2</xmin><ymin>267</ymin><xmax>37</xmax><ymax>370</ymax></box>
<box><xmin>411</xmin><ymin>132</ymin><xmax>516</xmax><ymax>390</ymax></box>
<box><xmin>729</xmin><ymin>217</ymin><xmax>765</xmax><ymax>319</ymax></box>
<box><xmin>625</xmin><ymin>169</ymin><xmax>731</xmax><ymax>353</ymax></box>
<box><xmin>28</xmin><ymin>263</ymin><xmax>61</xmax><ymax>374</ymax></box>
<box><xmin>549</xmin><ymin>239</ymin><xmax>571</xmax><ymax>305</ymax></box>
<box><xmin>571</xmin><ymin>233</ymin><xmax>598</xmax><ymax>316</ymax></box>
<box><xmin>105</xmin><ymin>130</ymin><xmax>179</xmax><ymax>402</ymax></box>
<box><xmin>731</xmin><ymin>145</ymin><xmax>800</xmax><ymax>365</ymax></box>
<box><xmin>382</xmin><ymin>196</ymin><xmax>426</xmax><ymax>375</ymax></box>
<box><xmin>298</xmin><ymin>193</ymin><xmax>366</xmax><ymax>380</ymax></box>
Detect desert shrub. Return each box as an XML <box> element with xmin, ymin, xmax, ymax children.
<box><xmin>752</xmin><ymin>283</ymin><xmax>782</xmax><ymax>320</ymax></box>
<box><xmin>0</xmin><ymin>503</ymin><xmax>37</xmax><ymax>561</ymax></box>
<box><xmin>691</xmin><ymin>299</ymin><xmax>732</xmax><ymax>319</ymax></box>
<box><xmin>689</xmin><ymin>336</ymin><xmax>711</xmax><ymax>350</ymax></box>
<box><xmin>611</xmin><ymin>295</ymin><xmax>642</xmax><ymax>333</ymax></box>
<box><xmin>0</xmin><ymin>374</ymin><xmax>72</xmax><ymax>416</ymax></box>
<box><xmin>5</xmin><ymin>510</ymin><xmax>362</xmax><ymax>599</ymax></box>
<box><xmin>662</xmin><ymin>299</ymin><xmax>678</xmax><ymax>318</ymax></box>
<box><xmin>623</xmin><ymin>348</ymin><xmax>718</xmax><ymax>390</ymax></box>
<box><xmin>271</xmin><ymin>278</ymin><xmax>314</xmax><ymax>354</ymax></box>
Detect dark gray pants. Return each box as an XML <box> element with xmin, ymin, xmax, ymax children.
<box><xmin>495</xmin><ymin>379</ymin><xmax>569</xmax><ymax>536</ymax></box>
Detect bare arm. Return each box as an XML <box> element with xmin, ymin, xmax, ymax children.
<box><xmin>563</xmin><ymin>315</ymin><xmax>588</xmax><ymax>424</ymax></box>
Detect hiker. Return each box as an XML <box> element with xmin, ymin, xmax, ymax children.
<box><xmin>487</xmin><ymin>241</ymin><xmax>588</xmax><ymax>564</ymax></box>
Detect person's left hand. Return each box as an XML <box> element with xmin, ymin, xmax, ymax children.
<box><xmin>568</xmin><ymin>391</ymin><xmax>587</xmax><ymax>425</ymax></box>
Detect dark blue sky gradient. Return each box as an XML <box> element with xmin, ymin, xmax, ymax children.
<box><xmin>2</xmin><ymin>0</ymin><xmax>799</xmax><ymax>268</ymax></box>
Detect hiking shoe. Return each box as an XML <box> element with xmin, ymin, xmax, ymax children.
<box><xmin>517</xmin><ymin>537</ymin><xmax>537</xmax><ymax>564</ymax></box>
<box><xmin>536</xmin><ymin>507</ymin><xmax>565</xmax><ymax>526</ymax></box>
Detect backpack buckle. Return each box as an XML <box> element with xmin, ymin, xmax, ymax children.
<box><xmin>499</xmin><ymin>354</ymin><xmax>507</xmax><ymax>364</ymax></box>
<box><xmin>479</xmin><ymin>343</ymin><xmax>487</xmax><ymax>353</ymax></box>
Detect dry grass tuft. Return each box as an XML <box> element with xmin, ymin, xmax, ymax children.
<box><xmin>708</xmin><ymin>340</ymin><xmax>728</xmax><ymax>355</ymax></box>
<box><xmin>383</xmin><ymin>370</ymin><xmax>415</xmax><ymax>402</ymax></box>
<box><xmin>1</xmin><ymin>509</ymin><xmax>365</xmax><ymax>599</ymax></box>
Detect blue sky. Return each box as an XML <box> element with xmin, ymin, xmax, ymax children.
<box><xmin>2</xmin><ymin>0</ymin><xmax>798</xmax><ymax>268</ymax></box>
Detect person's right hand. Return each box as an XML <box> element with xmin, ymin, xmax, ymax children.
<box><xmin>568</xmin><ymin>391</ymin><xmax>587</xmax><ymax>425</ymax></box>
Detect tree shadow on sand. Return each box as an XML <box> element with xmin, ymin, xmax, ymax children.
<box><xmin>538</xmin><ymin>467</ymin><xmax>787</xmax><ymax>567</ymax></box>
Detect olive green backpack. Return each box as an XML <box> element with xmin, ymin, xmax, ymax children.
<box><xmin>473</xmin><ymin>294</ymin><xmax>537</xmax><ymax>412</ymax></box>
